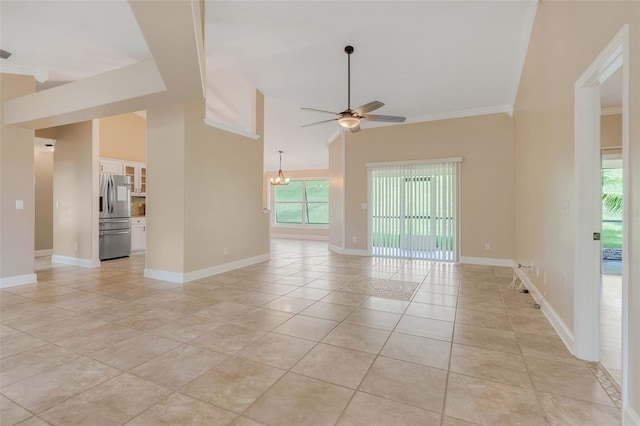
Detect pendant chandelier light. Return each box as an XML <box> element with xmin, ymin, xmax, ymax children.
<box><xmin>270</xmin><ymin>150</ymin><xmax>290</xmax><ymax>186</ymax></box>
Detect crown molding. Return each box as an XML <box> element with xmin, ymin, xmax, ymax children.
<box><xmin>325</xmin><ymin>130</ymin><xmax>343</xmax><ymax>147</ymax></box>
<box><xmin>406</xmin><ymin>105</ymin><xmax>513</xmax><ymax>125</ymax></box>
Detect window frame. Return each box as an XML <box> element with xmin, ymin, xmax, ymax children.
<box><xmin>271</xmin><ymin>177</ymin><xmax>329</xmax><ymax>229</ymax></box>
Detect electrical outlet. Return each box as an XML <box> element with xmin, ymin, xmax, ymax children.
<box><xmin>484</xmin><ymin>243</ymin><xmax>490</xmax><ymax>250</ymax></box>
<box><xmin>15</xmin><ymin>200</ymin><xmax>24</xmax><ymax>210</ymax></box>
<box><xmin>74</xmin><ymin>242</ymin><xmax>78</xmax><ymax>251</ymax></box>
<box><xmin>352</xmin><ymin>236</ymin><xmax>357</xmax><ymax>243</ymax></box>
<box><xmin>223</xmin><ymin>247</ymin><xmax>228</xmax><ymax>255</ymax></box>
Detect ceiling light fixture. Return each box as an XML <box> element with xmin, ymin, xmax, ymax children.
<box><xmin>338</xmin><ymin>111</ymin><xmax>360</xmax><ymax>129</ymax></box>
<box><xmin>270</xmin><ymin>150</ymin><xmax>290</xmax><ymax>186</ymax></box>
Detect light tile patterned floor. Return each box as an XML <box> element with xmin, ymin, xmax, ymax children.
<box><xmin>600</xmin><ymin>273</ymin><xmax>622</xmax><ymax>388</ymax></box>
<box><xmin>0</xmin><ymin>240</ymin><xmax>620</xmax><ymax>425</ymax></box>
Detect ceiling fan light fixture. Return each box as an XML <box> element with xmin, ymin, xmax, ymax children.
<box><xmin>301</xmin><ymin>45</ymin><xmax>405</xmax><ymax>131</ymax></box>
<box><xmin>338</xmin><ymin>115</ymin><xmax>360</xmax><ymax>129</ymax></box>
<box><xmin>270</xmin><ymin>150</ymin><xmax>290</xmax><ymax>186</ymax></box>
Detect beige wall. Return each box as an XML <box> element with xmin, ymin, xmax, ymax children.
<box><xmin>146</xmin><ymin>91</ymin><xmax>269</xmax><ymax>277</ymax></box>
<box><xmin>99</xmin><ymin>112</ymin><xmax>146</xmax><ymax>162</ymax></box>
<box><xmin>184</xmin><ymin>95</ymin><xmax>269</xmax><ymax>271</ymax></box>
<box><xmin>328</xmin><ymin>133</ymin><xmax>344</xmax><ymax>248</ymax></box>
<box><xmin>35</xmin><ymin>127</ymin><xmax>58</xmax><ymax>140</ymax></box>
<box><xmin>513</xmin><ymin>0</ymin><xmax>639</xmax><ymax>416</ymax></box>
<box><xmin>34</xmin><ymin>149</ymin><xmax>54</xmax><ymax>251</ymax></box>
<box><xmin>341</xmin><ymin>113</ymin><xmax>515</xmax><ymax>261</ymax></box>
<box><xmin>53</xmin><ymin>121</ymin><xmax>95</xmax><ymax>260</ymax></box>
<box><xmin>0</xmin><ymin>74</ymin><xmax>35</xmax><ymax>281</ymax></box>
<box><xmin>145</xmin><ymin>104</ymin><xmax>186</xmax><ymax>274</ymax></box>
<box><xmin>601</xmin><ymin>113</ymin><xmax>622</xmax><ymax>154</ymax></box>
<box><xmin>263</xmin><ymin>168</ymin><xmax>329</xmax><ymax>240</ymax></box>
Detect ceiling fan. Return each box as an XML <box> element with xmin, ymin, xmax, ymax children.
<box><xmin>301</xmin><ymin>45</ymin><xmax>406</xmax><ymax>133</ymax></box>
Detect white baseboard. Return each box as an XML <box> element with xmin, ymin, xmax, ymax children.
<box><xmin>459</xmin><ymin>256</ymin><xmax>514</xmax><ymax>267</ymax></box>
<box><xmin>144</xmin><ymin>253</ymin><xmax>271</xmax><ymax>284</ymax></box>
<box><xmin>624</xmin><ymin>405</ymin><xmax>640</xmax><ymax>426</ymax></box>
<box><xmin>328</xmin><ymin>244</ymin><xmax>368</xmax><ymax>256</ymax></box>
<box><xmin>51</xmin><ymin>255</ymin><xmax>100</xmax><ymax>268</ymax></box>
<box><xmin>34</xmin><ymin>249</ymin><xmax>53</xmax><ymax>257</ymax></box>
<box><xmin>271</xmin><ymin>234</ymin><xmax>328</xmax><ymax>241</ymax></box>
<box><xmin>143</xmin><ymin>268</ymin><xmax>184</xmax><ymax>283</ymax></box>
<box><xmin>0</xmin><ymin>273</ymin><xmax>38</xmax><ymax>288</ymax></box>
<box><xmin>514</xmin><ymin>266</ymin><xmax>575</xmax><ymax>355</ymax></box>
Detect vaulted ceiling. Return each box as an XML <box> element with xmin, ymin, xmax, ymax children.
<box><xmin>1</xmin><ymin>0</ymin><xmax>544</xmax><ymax>171</ymax></box>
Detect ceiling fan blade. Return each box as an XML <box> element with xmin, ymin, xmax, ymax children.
<box><xmin>349</xmin><ymin>123</ymin><xmax>361</xmax><ymax>133</ymax></box>
<box><xmin>301</xmin><ymin>118</ymin><xmax>339</xmax><ymax>128</ymax></box>
<box><xmin>353</xmin><ymin>101</ymin><xmax>384</xmax><ymax>116</ymax></box>
<box><xmin>301</xmin><ymin>107</ymin><xmax>340</xmax><ymax>115</ymax></box>
<box><xmin>364</xmin><ymin>114</ymin><xmax>406</xmax><ymax>123</ymax></box>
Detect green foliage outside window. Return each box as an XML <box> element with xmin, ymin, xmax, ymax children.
<box><xmin>602</xmin><ymin>168</ymin><xmax>622</xmax><ymax>249</ymax></box>
<box><xmin>275</xmin><ymin>179</ymin><xmax>329</xmax><ymax>225</ymax></box>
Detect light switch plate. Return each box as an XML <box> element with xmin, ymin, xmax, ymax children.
<box><xmin>15</xmin><ymin>200</ymin><xmax>24</xmax><ymax>210</ymax></box>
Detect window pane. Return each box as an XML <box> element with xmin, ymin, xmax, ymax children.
<box><xmin>306</xmin><ymin>203</ymin><xmax>329</xmax><ymax>224</ymax></box>
<box><xmin>276</xmin><ymin>203</ymin><xmax>302</xmax><ymax>224</ymax></box>
<box><xmin>275</xmin><ymin>181</ymin><xmax>303</xmax><ymax>202</ymax></box>
<box><xmin>305</xmin><ymin>180</ymin><xmax>329</xmax><ymax>202</ymax></box>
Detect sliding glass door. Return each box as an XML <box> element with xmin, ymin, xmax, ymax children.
<box><xmin>368</xmin><ymin>159</ymin><xmax>460</xmax><ymax>261</ymax></box>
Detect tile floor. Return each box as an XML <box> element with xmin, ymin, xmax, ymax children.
<box><xmin>1</xmin><ymin>240</ymin><xmax>620</xmax><ymax>425</ymax></box>
<box><xmin>600</xmin><ymin>273</ymin><xmax>622</xmax><ymax>387</ymax></box>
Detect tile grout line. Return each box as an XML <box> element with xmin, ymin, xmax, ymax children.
<box><xmin>331</xmin><ymin>259</ymin><xmax>418</xmax><ymax>425</ymax></box>
<box><xmin>438</xmin><ymin>266</ymin><xmax>461</xmax><ymax>426</ymax></box>
<box><xmin>501</xmin><ymin>275</ymin><xmax>551</xmax><ymax>425</ymax></box>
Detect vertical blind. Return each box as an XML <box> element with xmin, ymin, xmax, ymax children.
<box><xmin>368</xmin><ymin>159</ymin><xmax>461</xmax><ymax>261</ymax></box>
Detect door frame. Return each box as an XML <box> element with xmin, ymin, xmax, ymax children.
<box><xmin>573</xmin><ymin>24</ymin><xmax>629</xmax><ymax>404</ymax></box>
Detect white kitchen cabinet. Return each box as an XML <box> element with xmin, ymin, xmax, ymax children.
<box><xmin>123</xmin><ymin>162</ymin><xmax>147</xmax><ymax>196</ymax></box>
<box><xmin>131</xmin><ymin>217</ymin><xmax>146</xmax><ymax>252</ymax></box>
<box><xmin>99</xmin><ymin>159</ymin><xmax>123</xmax><ymax>174</ymax></box>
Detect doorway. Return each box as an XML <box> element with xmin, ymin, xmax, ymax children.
<box><xmin>574</xmin><ymin>25</ymin><xmax>629</xmax><ymax>406</ymax></box>
<box><xmin>600</xmin><ymin>153</ymin><xmax>622</xmax><ymax>387</ymax></box>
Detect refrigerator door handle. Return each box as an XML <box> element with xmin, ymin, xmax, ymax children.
<box><xmin>109</xmin><ymin>176</ymin><xmax>115</xmax><ymax>213</ymax></box>
<box><xmin>99</xmin><ymin>196</ymin><xmax>103</xmax><ymax>213</ymax></box>
<box><xmin>105</xmin><ymin>176</ymin><xmax>110</xmax><ymax>214</ymax></box>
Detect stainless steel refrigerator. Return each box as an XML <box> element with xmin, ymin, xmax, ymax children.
<box><xmin>99</xmin><ymin>174</ymin><xmax>131</xmax><ymax>260</ymax></box>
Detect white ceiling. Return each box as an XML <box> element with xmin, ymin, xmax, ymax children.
<box><xmin>0</xmin><ymin>0</ymin><xmax>150</xmax><ymax>83</ymax></box>
<box><xmin>1</xmin><ymin>0</ymin><xmax>539</xmax><ymax>172</ymax></box>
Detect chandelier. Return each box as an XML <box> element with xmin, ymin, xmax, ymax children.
<box><xmin>270</xmin><ymin>150</ymin><xmax>290</xmax><ymax>186</ymax></box>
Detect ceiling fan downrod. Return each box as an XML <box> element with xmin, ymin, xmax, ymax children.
<box><xmin>345</xmin><ymin>45</ymin><xmax>354</xmax><ymax>110</ymax></box>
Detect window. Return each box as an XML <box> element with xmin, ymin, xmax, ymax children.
<box><xmin>274</xmin><ymin>179</ymin><xmax>329</xmax><ymax>225</ymax></box>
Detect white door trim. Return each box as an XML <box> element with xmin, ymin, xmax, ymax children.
<box><xmin>573</xmin><ymin>24</ymin><xmax>629</xmax><ymax>406</ymax></box>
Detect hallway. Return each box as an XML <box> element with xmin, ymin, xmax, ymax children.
<box><xmin>1</xmin><ymin>240</ymin><xmax>621</xmax><ymax>425</ymax></box>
